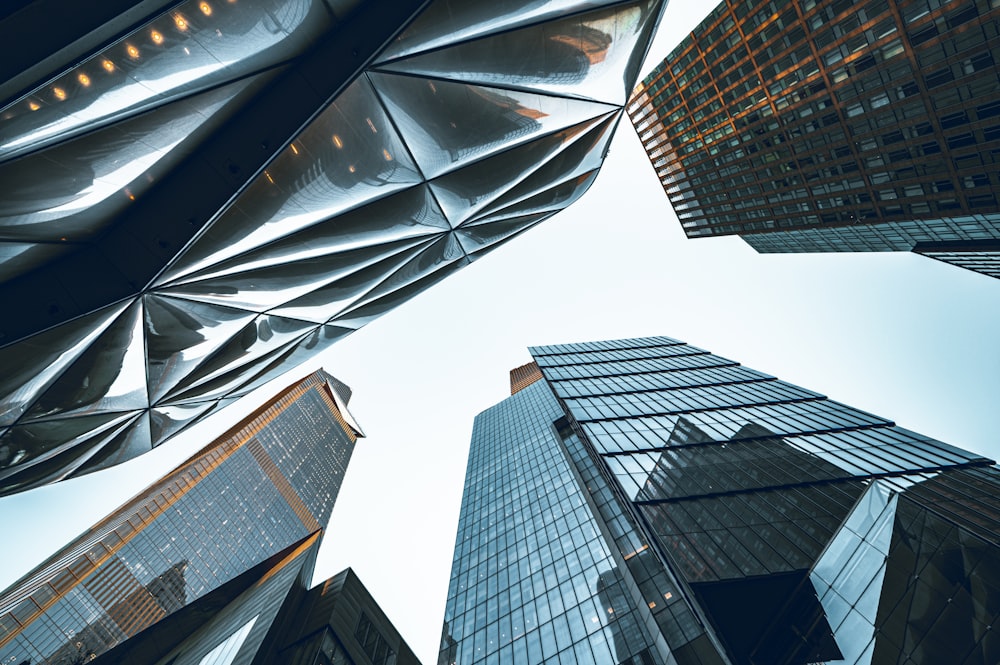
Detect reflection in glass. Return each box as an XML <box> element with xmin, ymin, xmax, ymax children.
<box><xmin>377</xmin><ymin>0</ymin><xmax>661</xmax><ymax>105</ymax></box>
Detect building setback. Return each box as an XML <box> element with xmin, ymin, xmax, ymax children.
<box><xmin>0</xmin><ymin>370</ymin><xmax>417</xmax><ymax>665</ymax></box>
<box><xmin>628</xmin><ymin>0</ymin><xmax>1000</xmax><ymax>279</ymax></box>
<box><xmin>440</xmin><ymin>336</ymin><xmax>1000</xmax><ymax>665</ymax></box>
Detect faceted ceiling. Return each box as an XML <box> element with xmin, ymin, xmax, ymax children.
<box><xmin>0</xmin><ymin>0</ymin><xmax>665</xmax><ymax>495</ymax></box>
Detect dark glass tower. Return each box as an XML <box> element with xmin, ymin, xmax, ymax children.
<box><xmin>441</xmin><ymin>336</ymin><xmax>1000</xmax><ymax>664</ymax></box>
<box><xmin>628</xmin><ymin>0</ymin><xmax>1000</xmax><ymax>279</ymax></box>
<box><xmin>0</xmin><ymin>370</ymin><xmax>365</xmax><ymax>664</ymax></box>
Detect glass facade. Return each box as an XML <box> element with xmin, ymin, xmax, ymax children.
<box><xmin>0</xmin><ymin>370</ymin><xmax>360</xmax><ymax>664</ymax></box>
<box><xmin>913</xmin><ymin>238</ymin><xmax>1000</xmax><ymax>278</ymax></box>
<box><xmin>438</xmin><ymin>379</ymin><xmax>715</xmax><ymax>665</ymax></box>
<box><xmin>0</xmin><ymin>0</ymin><xmax>666</xmax><ymax>496</ymax></box>
<box><xmin>444</xmin><ymin>335</ymin><xmax>1000</xmax><ymax>665</ymax></box>
<box><xmin>439</xmin><ymin>360</ymin><xmax>737</xmax><ymax>665</ymax></box>
<box><xmin>628</xmin><ymin>0</ymin><xmax>1000</xmax><ymax>279</ymax></box>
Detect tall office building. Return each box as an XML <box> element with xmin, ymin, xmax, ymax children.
<box><xmin>440</xmin><ymin>336</ymin><xmax>1000</xmax><ymax>664</ymax></box>
<box><xmin>0</xmin><ymin>0</ymin><xmax>666</xmax><ymax>495</ymax></box>
<box><xmin>628</xmin><ymin>0</ymin><xmax>1000</xmax><ymax>279</ymax></box>
<box><xmin>0</xmin><ymin>369</ymin><xmax>382</xmax><ymax>664</ymax></box>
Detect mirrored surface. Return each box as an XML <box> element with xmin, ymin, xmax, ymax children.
<box><xmin>21</xmin><ymin>299</ymin><xmax>148</xmax><ymax>422</ymax></box>
<box><xmin>160</xmin><ymin>75</ymin><xmax>425</xmax><ymax>284</ymax></box>
<box><xmin>0</xmin><ymin>0</ymin><xmax>328</xmax><ymax>160</ymax></box>
<box><xmin>0</xmin><ymin>78</ymin><xmax>256</xmax><ymax>249</ymax></box>
<box><xmin>0</xmin><ymin>0</ymin><xmax>666</xmax><ymax>494</ymax></box>
<box><xmin>378</xmin><ymin>0</ymin><xmax>619</xmax><ymax>61</ymax></box>
<box><xmin>377</xmin><ymin>0</ymin><xmax>661</xmax><ymax>105</ymax></box>
<box><xmin>0</xmin><ymin>302</ymin><xmax>129</xmax><ymax>427</ymax></box>
<box><xmin>368</xmin><ymin>72</ymin><xmax>614</xmax><ymax>179</ymax></box>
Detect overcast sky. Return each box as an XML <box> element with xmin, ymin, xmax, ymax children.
<box><xmin>3</xmin><ymin>3</ymin><xmax>1000</xmax><ymax>664</ymax></box>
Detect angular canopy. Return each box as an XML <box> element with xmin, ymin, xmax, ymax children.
<box><xmin>0</xmin><ymin>0</ymin><xmax>665</xmax><ymax>495</ymax></box>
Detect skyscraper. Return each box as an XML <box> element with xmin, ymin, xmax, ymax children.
<box><xmin>440</xmin><ymin>336</ymin><xmax>1000</xmax><ymax>664</ymax></box>
<box><xmin>0</xmin><ymin>0</ymin><xmax>666</xmax><ymax>495</ymax></box>
<box><xmin>628</xmin><ymin>0</ymin><xmax>1000</xmax><ymax>279</ymax></box>
<box><xmin>0</xmin><ymin>369</ymin><xmax>369</xmax><ymax>664</ymax></box>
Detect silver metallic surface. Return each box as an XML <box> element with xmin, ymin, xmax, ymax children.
<box><xmin>0</xmin><ymin>0</ymin><xmax>665</xmax><ymax>495</ymax></box>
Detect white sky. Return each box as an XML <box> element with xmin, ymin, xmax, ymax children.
<box><xmin>3</xmin><ymin>3</ymin><xmax>1000</xmax><ymax>664</ymax></box>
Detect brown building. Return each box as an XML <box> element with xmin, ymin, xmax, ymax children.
<box><xmin>509</xmin><ymin>361</ymin><xmax>543</xmax><ymax>395</ymax></box>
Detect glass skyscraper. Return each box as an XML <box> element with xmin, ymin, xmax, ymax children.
<box><xmin>441</xmin><ymin>336</ymin><xmax>1000</xmax><ymax>664</ymax></box>
<box><xmin>628</xmin><ymin>0</ymin><xmax>1000</xmax><ymax>280</ymax></box>
<box><xmin>0</xmin><ymin>0</ymin><xmax>666</xmax><ymax>495</ymax></box>
<box><xmin>0</xmin><ymin>369</ymin><xmax>370</xmax><ymax>664</ymax></box>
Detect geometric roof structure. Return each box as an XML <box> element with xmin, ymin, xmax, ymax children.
<box><xmin>0</xmin><ymin>0</ymin><xmax>665</xmax><ymax>495</ymax></box>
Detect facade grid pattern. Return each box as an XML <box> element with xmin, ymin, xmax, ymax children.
<box><xmin>527</xmin><ymin>336</ymin><xmax>998</xmax><ymax>664</ymax></box>
<box><xmin>438</xmin><ymin>381</ymin><xmax>676</xmax><ymax>665</ymax></box>
<box><xmin>628</xmin><ymin>0</ymin><xmax>1000</xmax><ymax>278</ymax></box>
<box><xmin>0</xmin><ymin>371</ymin><xmax>357</xmax><ymax>665</ymax></box>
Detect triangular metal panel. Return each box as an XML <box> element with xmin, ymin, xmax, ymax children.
<box><xmin>0</xmin><ymin>76</ymin><xmax>260</xmax><ymax>246</ymax></box>
<box><xmin>156</xmin><ymin>315</ymin><xmax>317</xmax><ymax>404</ymax></box>
<box><xmin>0</xmin><ymin>242</ymin><xmax>70</xmax><ymax>283</ymax></box>
<box><xmin>374</xmin><ymin>0</ymin><xmax>662</xmax><ymax>105</ymax></box>
<box><xmin>150</xmin><ymin>400</ymin><xmax>218</xmax><ymax>445</ymax></box>
<box><xmin>375</xmin><ymin>0</ymin><xmax>623</xmax><ymax>63</ymax></box>
<box><xmin>0</xmin><ymin>411</ymin><xmax>142</xmax><ymax>488</ymax></box>
<box><xmin>0</xmin><ymin>300</ymin><xmax>132</xmax><ymax>427</ymax></box>
<box><xmin>333</xmin><ymin>233</ymin><xmax>468</xmax><ymax>318</ymax></box>
<box><xmin>224</xmin><ymin>325</ymin><xmax>355</xmax><ymax>399</ymax></box>
<box><xmin>461</xmin><ymin>114</ymin><xmax>617</xmax><ymax>225</ymax></box>
<box><xmin>72</xmin><ymin>409</ymin><xmax>153</xmax><ymax>477</ymax></box>
<box><xmin>331</xmin><ymin>252</ymin><xmax>471</xmax><ymax>330</ymax></box>
<box><xmin>161</xmin><ymin>184</ymin><xmax>447</xmax><ymax>285</ymax></box>
<box><xmin>151</xmin><ymin>397</ymin><xmax>241</xmax><ymax>447</ymax></box>
<box><xmin>466</xmin><ymin>169</ymin><xmax>600</xmax><ymax>224</ymax></box>
<box><xmin>158</xmin><ymin>75</ymin><xmax>425</xmax><ymax>285</ymax></box>
<box><xmin>144</xmin><ymin>294</ymin><xmax>261</xmax><ymax>404</ymax></box>
<box><xmin>368</xmin><ymin>72</ymin><xmax>614</xmax><ymax>179</ymax></box>
<box><xmin>161</xmin><ymin>335</ymin><xmax>305</xmax><ymax>406</ymax></box>
<box><xmin>157</xmin><ymin>235</ymin><xmax>442</xmax><ymax>314</ymax></box>
<box><xmin>455</xmin><ymin>212</ymin><xmax>554</xmax><ymax>257</ymax></box>
<box><xmin>21</xmin><ymin>300</ymin><xmax>148</xmax><ymax>423</ymax></box>
<box><xmin>268</xmin><ymin>237</ymin><xmax>440</xmax><ymax>323</ymax></box>
<box><xmin>428</xmin><ymin>113</ymin><xmax>612</xmax><ymax>226</ymax></box>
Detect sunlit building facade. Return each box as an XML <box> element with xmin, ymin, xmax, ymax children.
<box><xmin>0</xmin><ymin>370</ymin><xmax>371</xmax><ymax>664</ymax></box>
<box><xmin>629</xmin><ymin>0</ymin><xmax>1000</xmax><ymax>279</ymax></box>
<box><xmin>508</xmin><ymin>361</ymin><xmax>544</xmax><ymax>395</ymax></box>
<box><xmin>0</xmin><ymin>0</ymin><xmax>666</xmax><ymax>496</ymax></box>
<box><xmin>441</xmin><ymin>336</ymin><xmax>1000</xmax><ymax>664</ymax></box>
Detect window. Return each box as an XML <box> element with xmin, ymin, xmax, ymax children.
<box><xmin>355</xmin><ymin>612</ymin><xmax>397</xmax><ymax>665</ymax></box>
<box><xmin>199</xmin><ymin>616</ymin><xmax>258</xmax><ymax>665</ymax></box>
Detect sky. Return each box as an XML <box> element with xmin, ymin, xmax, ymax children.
<box><xmin>3</xmin><ymin>3</ymin><xmax>1000</xmax><ymax>664</ymax></box>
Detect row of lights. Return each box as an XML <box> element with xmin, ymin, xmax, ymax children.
<box><xmin>261</xmin><ymin>119</ymin><xmax>394</xmax><ymax>186</ymax></box>
<box><xmin>18</xmin><ymin>0</ymin><xmax>234</xmax><ymax>114</ymax></box>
